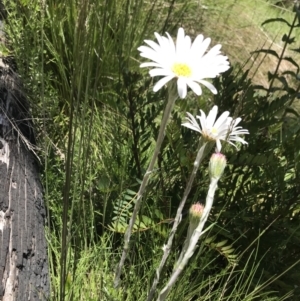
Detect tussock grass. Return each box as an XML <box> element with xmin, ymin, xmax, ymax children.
<box><xmin>3</xmin><ymin>0</ymin><xmax>300</xmax><ymax>300</ymax></box>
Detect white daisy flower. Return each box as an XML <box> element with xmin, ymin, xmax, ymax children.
<box><xmin>182</xmin><ymin>106</ymin><xmax>249</xmax><ymax>152</ymax></box>
<box><xmin>138</xmin><ymin>28</ymin><xmax>230</xmax><ymax>99</ymax></box>
<box><xmin>226</xmin><ymin>117</ymin><xmax>250</xmax><ymax>148</ymax></box>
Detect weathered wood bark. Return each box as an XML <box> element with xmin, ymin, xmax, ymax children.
<box><xmin>0</xmin><ymin>12</ymin><xmax>50</xmax><ymax>301</ymax></box>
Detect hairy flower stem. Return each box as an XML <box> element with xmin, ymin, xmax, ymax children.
<box><xmin>147</xmin><ymin>139</ymin><xmax>212</xmax><ymax>301</ymax></box>
<box><xmin>157</xmin><ymin>177</ymin><xmax>219</xmax><ymax>301</ymax></box>
<box><xmin>114</xmin><ymin>84</ymin><xmax>177</xmax><ymax>288</ymax></box>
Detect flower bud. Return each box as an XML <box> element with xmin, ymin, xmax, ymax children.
<box><xmin>209</xmin><ymin>153</ymin><xmax>226</xmax><ymax>180</ymax></box>
<box><xmin>189</xmin><ymin>202</ymin><xmax>204</xmax><ymax>222</ymax></box>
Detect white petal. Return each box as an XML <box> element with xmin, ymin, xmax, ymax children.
<box><xmin>182</xmin><ymin>123</ymin><xmax>201</xmax><ymax>132</ymax></box>
<box><xmin>154</xmin><ymin>32</ymin><xmax>164</xmax><ymax>47</ymax></box>
<box><xmin>216</xmin><ymin>140</ymin><xmax>222</xmax><ymax>152</ymax></box>
<box><xmin>176</xmin><ymin>28</ymin><xmax>185</xmax><ymax>57</ymax></box>
<box><xmin>206</xmin><ymin>106</ymin><xmax>218</xmax><ymax>129</ymax></box>
<box><xmin>226</xmin><ymin>117</ymin><xmax>233</xmax><ymax>125</ymax></box>
<box><xmin>202</xmin><ymin>44</ymin><xmax>222</xmax><ymax>60</ymax></box>
<box><xmin>183</xmin><ymin>35</ymin><xmax>192</xmax><ymax>53</ymax></box>
<box><xmin>231</xmin><ymin>117</ymin><xmax>242</xmax><ymax>127</ymax></box>
<box><xmin>214</xmin><ymin>111</ymin><xmax>230</xmax><ymax>129</ymax></box>
<box><xmin>190</xmin><ymin>34</ymin><xmax>204</xmax><ymax>54</ymax></box>
<box><xmin>149</xmin><ymin>68</ymin><xmax>173</xmax><ymax>77</ymax></box>
<box><xmin>186</xmin><ymin>80</ymin><xmax>202</xmax><ymax>95</ymax></box>
<box><xmin>187</xmin><ymin>112</ymin><xmax>200</xmax><ymax>127</ymax></box>
<box><xmin>198</xmin><ymin>37</ymin><xmax>211</xmax><ymax>58</ymax></box>
<box><xmin>153</xmin><ymin>75</ymin><xmax>174</xmax><ymax>92</ymax></box>
<box><xmin>139</xmin><ymin>51</ymin><xmax>165</xmax><ymax>65</ymax></box>
<box><xmin>227</xmin><ymin>141</ymin><xmax>239</xmax><ymax>149</ymax></box>
<box><xmin>140</xmin><ymin>62</ymin><xmax>162</xmax><ymax>68</ymax></box>
<box><xmin>197</xmin><ymin>80</ymin><xmax>218</xmax><ymax>94</ymax></box>
<box><xmin>177</xmin><ymin>77</ymin><xmax>188</xmax><ymax>99</ymax></box>
<box><xmin>232</xmin><ymin>129</ymin><xmax>249</xmax><ymax>135</ymax></box>
<box><xmin>137</xmin><ymin>45</ymin><xmax>150</xmax><ymax>52</ymax></box>
<box><xmin>143</xmin><ymin>39</ymin><xmax>161</xmax><ymax>52</ymax></box>
<box><xmin>166</xmin><ymin>32</ymin><xmax>176</xmax><ymax>54</ymax></box>
<box><xmin>182</xmin><ymin>112</ymin><xmax>201</xmax><ymax>132</ymax></box>
<box><xmin>197</xmin><ymin>110</ymin><xmax>207</xmax><ymax>132</ymax></box>
<box><xmin>230</xmin><ymin>136</ymin><xmax>248</xmax><ymax>144</ymax></box>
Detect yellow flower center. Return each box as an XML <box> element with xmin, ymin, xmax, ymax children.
<box><xmin>203</xmin><ymin>128</ymin><xmax>219</xmax><ymax>142</ymax></box>
<box><xmin>211</xmin><ymin>127</ymin><xmax>218</xmax><ymax>136</ymax></box>
<box><xmin>172</xmin><ymin>63</ymin><xmax>192</xmax><ymax>77</ymax></box>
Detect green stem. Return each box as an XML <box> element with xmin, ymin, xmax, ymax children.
<box><xmin>147</xmin><ymin>139</ymin><xmax>212</xmax><ymax>301</ymax></box>
<box><xmin>157</xmin><ymin>177</ymin><xmax>219</xmax><ymax>301</ymax></box>
<box><xmin>266</xmin><ymin>11</ymin><xmax>298</xmax><ymax>98</ymax></box>
<box><xmin>114</xmin><ymin>83</ymin><xmax>177</xmax><ymax>288</ymax></box>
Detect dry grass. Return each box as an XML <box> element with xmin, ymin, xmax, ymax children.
<box><xmin>190</xmin><ymin>0</ymin><xmax>300</xmax><ymax>87</ymax></box>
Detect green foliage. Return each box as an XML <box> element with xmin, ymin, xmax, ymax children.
<box><xmin>3</xmin><ymin>0</ymin><xmax>300</xmax><ymax>300</ymax></box>
<box><xmin>205</xmin><ymin>235</ymin><xmax>238</xmax><ymax>265</ymax></box>
<box><xmin>109</xmin><ymin>185</ymin><xmax>168</xmax><ymax>236</ymax></box>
